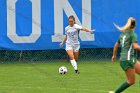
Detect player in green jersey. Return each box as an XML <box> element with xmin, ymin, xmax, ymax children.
<box><xmin>112</xmin><ymin>17</ymin><xmax>140</xmax><ymax>93</ymax></box>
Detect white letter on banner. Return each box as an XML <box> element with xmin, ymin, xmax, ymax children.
<box><xmin>7</xmin><ymin>0</ymin><xmax>41</xmax><ymax>43</ymax></box>
<box><xmin>52</xmin><ymin>0</ymin><xmax>95</xmax><ymax>42</ymax></box>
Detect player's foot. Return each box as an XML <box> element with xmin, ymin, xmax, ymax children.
<box><xmin>109</xmin><ymin>91</ymin><xmax>115</xmax><ymax>93</ymax></box>
<box><xmin>75</xmin><ymin>70</ymin><xmax>80</xmax><ymax>74</ymax></box>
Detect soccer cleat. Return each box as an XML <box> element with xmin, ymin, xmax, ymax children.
<box><xmin>75</xmin><ymin>70</ymin><xmax>80</xmax><ymax>74</ymax></box>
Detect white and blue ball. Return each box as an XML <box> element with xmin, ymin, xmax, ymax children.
<box><xmin>59</xmin><ymin>66</ymin><xmax>67</xmax><ymax>74</ymax></box>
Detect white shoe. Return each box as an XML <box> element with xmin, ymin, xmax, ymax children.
<box><xmin>109</xmin><ymin>91</ymin><xmax>115</xmax><ymax>93</ymax></box>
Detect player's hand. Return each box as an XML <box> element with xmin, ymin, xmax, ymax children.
<box><xmin>90</xmin><ymin>29</ymin><xmax>95</xmax><ymax>34</ymax></box>
<box><xmin>112</xmin><ymin>56</ymin><xmax>116</xmax><ymax>63</ymax></box>
<box><xmin>59</xmin><ymin>42</ymin><xmax>63</xmax><ymax>48</ymax></box>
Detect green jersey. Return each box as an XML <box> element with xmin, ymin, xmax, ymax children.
<box><xmin>117</xmin><ymin>30</ymin><xmax>138</xmax><ymax>61</ymax></box>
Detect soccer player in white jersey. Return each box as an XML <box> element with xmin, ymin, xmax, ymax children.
<box><xmin>60</xmin><ymin>15</ymin><xmax>95</xmax><ymax>74</ymax></box>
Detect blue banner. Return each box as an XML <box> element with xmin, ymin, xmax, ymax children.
<box><xmin>0</xmin><ymin>0</ymin><xmax>140</xmax><ymax>50</ymax></box>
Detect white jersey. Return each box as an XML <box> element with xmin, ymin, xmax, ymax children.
<box><xmin>65</xmin><ymin>24</ymin><xmax>82</xmax><ymax>45</ymax></box>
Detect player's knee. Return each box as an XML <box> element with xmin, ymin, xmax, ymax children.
<box><xmin>128</xmin><ymin>80</ymin><xmax>135</xmax><ymax>85</ymax></box>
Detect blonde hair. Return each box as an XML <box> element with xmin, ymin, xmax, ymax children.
<box><xmin>114</xmin><ymin>17</ymin><xmax>136</xmax><ymax>31</ymax></box>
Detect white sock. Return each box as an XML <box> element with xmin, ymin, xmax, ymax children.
<box><xmin>70</xmin><ymin>59</ymin><xmax>78</xmax><ymax>70</ymax></box>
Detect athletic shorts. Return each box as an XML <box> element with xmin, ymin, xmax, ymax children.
<box><xmin>65</xmin><ymin>43</ymin><xmax>80</xmax><ymax>52</ymax></box>
<box><xmin>120</xmin><ymin>58</ymin><xmax>137</xmax><ymax>71</ymax></box>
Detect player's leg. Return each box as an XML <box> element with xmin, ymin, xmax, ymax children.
<box><xmin>73</xmin><ymin>44</ymin><xmax>80</xmax><ymax>62</ymax></box>
<box><xmin>66</xmin><ymin>50</ymin><xmax>74</xmax><ymax>60</ymax></box>
<box><xmin>134</xmin><ymin>61</ymin><xmax>140</xmax><ymax>86</ymax></box>
<box><xmin>134</xmin><ymin>61</ymin><xmax>140</xmax><ymax>75</ymax></box>
<box><xmin>72</xmin><ymin>44</ymin><xmax>80</xmax><ymax>74</ymax></box>
<box><xmin>125</xmin><ymin>69</ymin><xmax>135</xmax><ymax>85</ymax></box>
<box><xmin>73</xmin><ymin>51</ymin><xmax>80</xmax><ymax>74</ymax></box>
<box><xmin>74</xmin><ymin>51</ymin><xmax>79</xmax><ymax>62</ymax></box>
<box><xmin>115</xmin><ymin>68</ymin><xmax>135</xmax><ymax>93</ymax></box>
<box><xmin>115</xmin><ymin>61</ymin><xmax>135</xmax><ymax>93</ymax></box>
<box><xmin>66</xmin><ymin>50</ymin><xmax>78</xmax><ymax>73</ymax></box>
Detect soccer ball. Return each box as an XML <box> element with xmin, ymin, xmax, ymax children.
<box><xmin>59</xmin><ymin>66</ymin><xmax>67</xmax><ymax>74</ymax></box>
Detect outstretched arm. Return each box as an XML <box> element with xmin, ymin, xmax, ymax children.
<box><xmin>81</xmin><ymin>27</ymin><xmax>95</xmax><ymax>33</ymax></box>
<box><xmin>112</xmin><ymin>42</ymin><xmax>120</xmax><ymax>62</ymax></box>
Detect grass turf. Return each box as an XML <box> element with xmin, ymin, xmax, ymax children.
<box><xmin>0</xmin><ymin>61</ymin><xmax>139</xmax><ymax>93</ymax></box>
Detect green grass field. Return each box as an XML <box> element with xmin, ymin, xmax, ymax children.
<box><xmin>0</xmin><ymin>61</ymin><xmax>139</xmax><ymax>93</ymax></box>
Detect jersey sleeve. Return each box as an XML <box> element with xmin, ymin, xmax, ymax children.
<box><xmin>65</xmin><ymin>27</ymin><xmax>68</xmax><ymax>35</ymax></box>
<box><xmin>132</xmin><ymin>33</ymin><xmax>138</xmax><ymax>43</ymax></box>
<box><xmin>74</xmin><ymin>24</ymin><xmax>82</xmax><ymax>30</ymax></box>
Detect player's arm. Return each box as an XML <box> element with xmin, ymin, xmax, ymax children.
<box><xmin>75</xmin><ymin>24</ymin><xmax>95</xmax><ymax>33</ymax></box>
<box><xmin>60</xmin><ymin>35</ymin><xmax>67</xmax><ymax>47</ymax></box>
<box><xmin>81</xmin><ymin>28</ymin><xmax>95</xmax><ymax>33</ymax></box>
<box><xmin>61</xmin><ymin>35</ymin><xmax>67</xmax><ymax>44</ymax></box>
<box><xmin>132</xmin><ymin>33</ymin><xmax>139</xmax><ymax>51</ymax></box>
<box><xmin>112</xmin><ymin>42</ymin><xmax>120</xmax><ymax>62</ymax></box>
<box><xmin>133</xmin><ymin>43</ymin><xmax>140</xmax><ymax>51</ymax></box>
